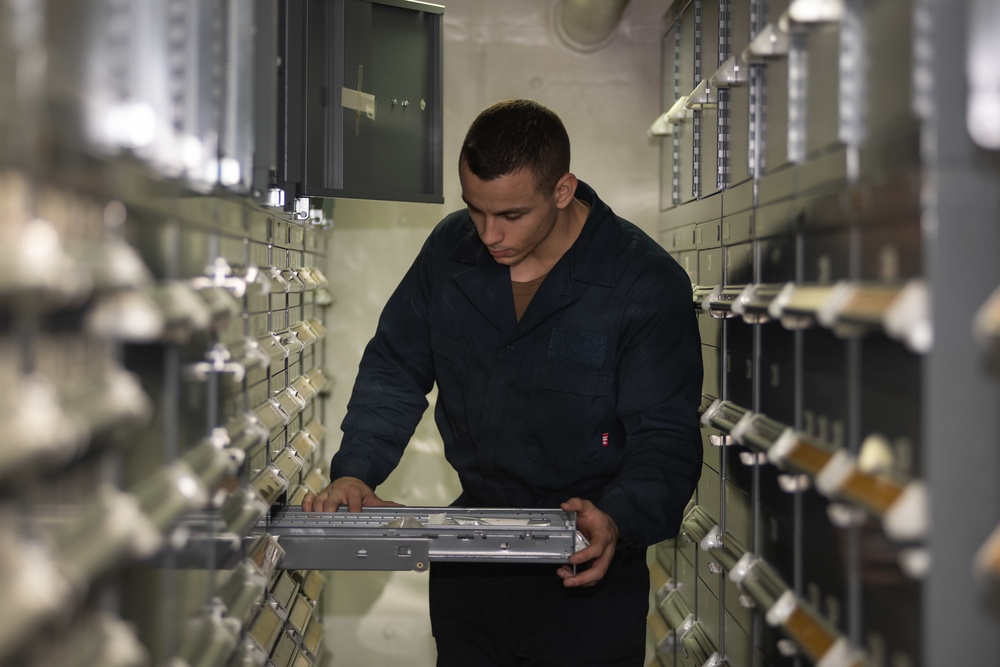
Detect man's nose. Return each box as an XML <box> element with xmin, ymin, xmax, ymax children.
<box><xmin>480</xmin><ymin>216</ymin><xmax>503</xmax><ymax>246</ymax></box>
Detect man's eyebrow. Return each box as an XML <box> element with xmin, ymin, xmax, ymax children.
<box><xmin>496</xmin><ymin>206</ymin><xmax>532</xmax><ymax>216</ymax></box>
<box><xmin>461</xmin><ymin>196</ymin><xmax>531</xmax><ymax>217</ymax></box>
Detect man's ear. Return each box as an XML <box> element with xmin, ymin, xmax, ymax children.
<box><xmin>553</xmin><ymin>173</ymin><xmax>578</xmax><ymax>209</ymax></box>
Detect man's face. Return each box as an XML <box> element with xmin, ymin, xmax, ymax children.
<box><xmin>459</xmin><ymin>161</ymin><xmax>560</xmax><ymax>269</ymax></box>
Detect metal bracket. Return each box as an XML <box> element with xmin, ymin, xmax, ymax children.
<box><xmin>185</xmin><ymin>343</ymin><xmax>248</xmax><ymax>383</ymax></box>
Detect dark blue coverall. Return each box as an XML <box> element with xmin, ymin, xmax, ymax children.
<box><xmin>331</xmin><ymin>180</ymin><xmax>703</xmax><ymax>666</ymax></box>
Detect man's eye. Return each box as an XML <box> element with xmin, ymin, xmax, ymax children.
<box><xmin>505</xmin><ymin>214</ymin><xmax>522</xmax><ymax>222</ymax></box>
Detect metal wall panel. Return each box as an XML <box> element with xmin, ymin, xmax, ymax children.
<box><xmin>859</xmin><ymin>222</ymin><xmax>922</xmax><ymax>282</ymax></box>
<box><xmin>864</xmin><ymin>0</ymin><xmax>917</xmax><ymax>142</ymax></box>
<box><xmin>802</xmin><ymin>228</ymin><xmax>851</xmax><ymax>282</ymax></box>
<box><xmin>725</xmin><ymin>321</ymin><xmax>754</xmax><ymax>408</ymax></box>
<box><xmin>804</xmin><ymin>23</ymin><xmax>842</xmax><ymax>157</ymax></box>
<box><xmin>702</xmin><ymin>427</ymin><xmax>721</xmax><ymax>474</ymax></box>
<box><xmin>757</xmin><ymin>236</ymin><xmax>796</xmax><ymax>283</ymax></box>
<box><xmin>654</xmin><ymin>1</ymin><xmax>1000</xmax><ymax>665</ymax></box>
<box><xmin>726</xmin><ymin>0</ymin><xmax>753</xmax><ymax>187</ymax></box>
<box><xmin>763</xmin><ymin>60</ymin><xmax>791</xmax><ymax>174</ymax></box>
<box><xmin>723</xmin><ymin>481</ymin><xmax>754</xmax><ymax>634</ymax></box>
<box><xmin>699</xmin><ymin>248</ymin><xmax>724</xmax><ymax>286</ymax></box>
<box><xmin>698</xmin><ymin>0</ymin><xmax>721</xmax><ymax>198</ymax></box>
<box><xmin>725</xmin><ymin>241</ymin><xmax>754</xmax><ymax>284</ymax></box>
<box><xmin>702</xmin><ymin>345</ymin><xmax>722</xmax><ymax>400</ymax></box>
<box><xmin>757</xmin><ymin>324</ymin><xmax>795</xmax><ymax>423</ymax></box>
<box><xmin>700</xmin><ymin>313</ymin><xmax>723</xmax><ymax>350</ymax></box>
<box><xmin>678</xmin><ymin>2</ymin><xmax>697</xmax><ymax>204</ymax></box>
<box><xmin>0</xmin><ymin>2</ymin><xmax>335</xmax><ymax>665</ymax></box>
<box><xmin>661</xmin><ymin>20</ymin><xmax>679</xmax><ymax>211</ymax></box>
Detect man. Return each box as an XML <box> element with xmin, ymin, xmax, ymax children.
<box><xmin>302</xmin><ymin>99</ymin><xmax>702</xmax><ymax>666</ymax></box>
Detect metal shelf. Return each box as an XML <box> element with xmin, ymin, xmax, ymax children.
<box><xmin>258</xmin><ymin>507</ymin><xmax>580</xmax><ymax>571</ymax></box>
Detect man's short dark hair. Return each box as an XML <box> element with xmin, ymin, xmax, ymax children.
<box><xmin>460</xmin><ymin>99</ymin><xmax>571</xmax><ymax>195</ymax></box>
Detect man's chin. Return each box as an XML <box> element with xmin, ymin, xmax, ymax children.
<box><xmin>489</xmin><ymin>253</ymin><xmax>518</xmax><ymax>265</ymax></box>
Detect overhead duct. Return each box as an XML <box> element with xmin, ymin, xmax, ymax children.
<box><xmin>553</xmin><ymin>0</ymin><xmax>632</xmax><ymax>53</ymax></box>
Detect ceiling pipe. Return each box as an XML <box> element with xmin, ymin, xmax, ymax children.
<box><xmin>553</xmin><ymin>0</ymin><xmax>632</xmax><ymax>53</ymax></box>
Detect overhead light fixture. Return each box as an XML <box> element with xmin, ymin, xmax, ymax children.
<box><xmin>666</xmin><ymin>95</ymin><xmax>692</xmax><ymax>124</ymax></box>
<box><xmin>709</xmin><ymin>54</ymin><xmax>749</xmax><ymax>88</ymax></box>
<box><xmin>741</xmin><ymin>22</ymin><xmax>790</xmax><ymax>63</ymax></box>
<box><xmin>731</xmin><ymin>283</ymin><xmax>783</xmax><ymax>323</ymax></box>
<box><xmin>974</xmin><ymin>283</ymin><xmax>1000</xmax><ymax>349</ymax></box>
<box><xmin>882</xmin><ymin>279</ymin><xmax>932</xmax><ymax>353</ymax></box>
<box><xmin>680</xmin><ymin>505</ymin><xmax>718</xmax><ymax>545</ymax></box>
<box><xmin>647</xmin><ymin>112</ymin><xmax>673</xmax><ymax>137</ymax></box>
<box><xmin>658</xmin><ymin>589</ymin><xmax>695</xmax><ymax>648</ymax></box>
<box><xmin>700</xmin><ymin>399</ymin><xmax>752</xmax><ymax>435</ymax></box>
<box><xmin>700</xmin><ymin>527</ymin><xmax>748</xmax><ymax>573</ymax></box>
<box><xmin>769</xmin><ymin>282</ymin><xmax>838</xmax><ymax>330</ymax></box>
<box><xmin>685</xmin><ymin>79</ymin><xmax>718</xmax><ymax>110</ymax></box>
<box><xmin>707</xmin><ymin>284</ymin><xmax>747</xmax><ymax>318</ymax></box>
<box><xmin>786</xmin><ymin>0</ymin><xmax>844</xmax><ymax>26</ymax></box>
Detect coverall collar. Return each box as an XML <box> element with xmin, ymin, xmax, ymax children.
<box><xmin>450</xmin><ymin>180</ymin><xmax>619</xmax><ymax>335</ymax></box>
<box><xmin>451</xmin><ymin>180</ymin><xmax>618</xmax><ymax>284</ymax></box>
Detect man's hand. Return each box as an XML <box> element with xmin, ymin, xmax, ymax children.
<box><xmin>556</xmin><ymin>497</ymin><xmax>620</xmax><ymax>588</ymax></box>
<box><xmin>300</xmin><ymin>476</ymin><xmax>401</xmax><ymax>512</ymax></box>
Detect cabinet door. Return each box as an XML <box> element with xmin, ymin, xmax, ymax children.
<box><xmin>287</xmin><ymin>0</ymin><xmax>443</xmax><ymax>204</ymax></box>
<box><xmin>366</xmin><ymin>2</ymin><xmax>441</xmax><ymax>199</ymax></box>
<box><xmin>329</xmin><ymin>0</ymin><xmax>442</xmax><ymax>202</ymax></box>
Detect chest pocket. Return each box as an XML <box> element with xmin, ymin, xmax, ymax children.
<box><xmin>430</xmin><ymin>327</ymin><xmax>472</xmax><ymax>366</ymax></box>
<box><xmin>531</xmin><ymin>364</ymin><xmax>612</xmax><ymax>396</ymax></box>
<box><xmin>526</xmin><ymin>362</ymin><xmax>614</xmax><ymax>468</ymax></box>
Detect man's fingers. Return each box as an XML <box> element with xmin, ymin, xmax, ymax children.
<box><xmin>564</xmin><ymin>540</ymin><xmax>616</xmax><ymax>587</ymax></box>
<box><xmin>320</xmin><ymin>494</ymin><xmax>341</xmax><ymax>512</ymax></box>
<box><xmin>299</xmin><ymin>480</ymin><xmax>400</xmax><ymax>513</ymax></box>
<box><xmin>560</xmin><ymin>497</ymin><xmax>591</xmax><ymax>514</ymax></box>
<box><xmin>302</xmin><ymin>491</ymin><xmax>329</xmax><ymax>512</ymax></box>
<box><xmin>312</xmin><ymin>493</ymin><xmax>331</xmax><ymax>512</ymax></box>
<box><xmin>568</xmin><ymin>541</ymin><xmax>603</xmax><ymax>565</ymax></box>
<box><xmin>557</xmin><ymin>496</ymin><xmax>619</xmax><ymax>587</ymax></box>
<box><xmin>558</xmin><ymin>558</ymin><xmax>609</xmax><ymax>587</ymax></box>
<box><xmin>305</xmin><ymin>490</ymin><xmax>343</xmax><ymax>513</ymax></box>
<box><xmin>344</xmin><ymin>486</ymin><xmax>364</xmax><ymax>512</ymax></box>
<box><xmin>368</xmin><ymin>497</ymin><xmax>404</xmax><ymax>507</ymax></box>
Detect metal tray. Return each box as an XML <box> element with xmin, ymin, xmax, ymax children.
<box><xmin>256</xmin><ymin>506</ymin><xmax>579</xmax><ymax>571</ymax></box>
